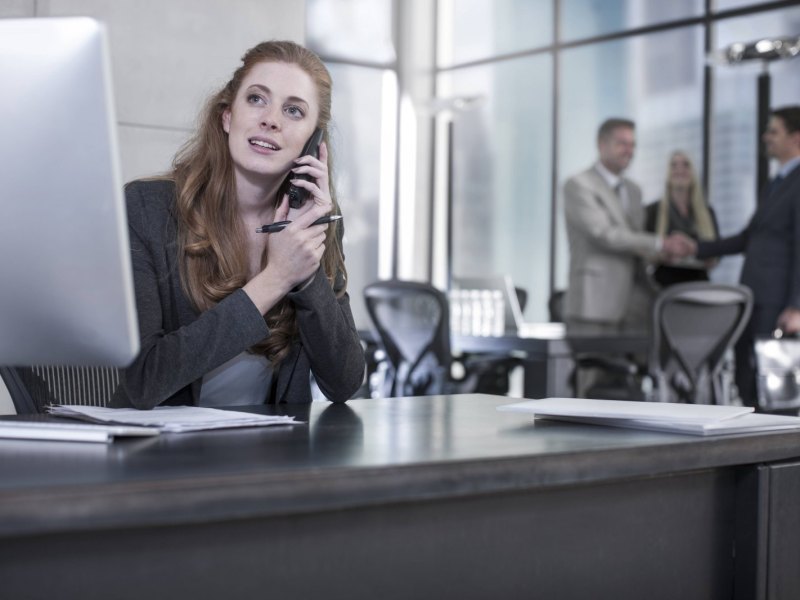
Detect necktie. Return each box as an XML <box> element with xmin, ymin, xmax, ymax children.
<box><xmin>615</xmin><ymin>181</ymin><xmax>633</xmax><ymax>221</ymax></box>
<box><xmin>614</xmin><ymin>181</ymin><xmax>626</xmax><ymax>208</ymax></box>
<box><xmin>764</xmin><ymin>175</ymin><xmax>784</xmax><ymax>201</ymax></box>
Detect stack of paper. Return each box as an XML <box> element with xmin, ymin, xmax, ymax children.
<box><xmin>0</xmin><ymin>419</ymin><xmax>160</xmax><ymax>443</ymax></box>
<box><xmin>498</xmin><ymin>398</ymin><xmax>800</xmax><ymax>436</ymax></box>
<box><xmin>47</xmin><ymin>404</ymin><xmax>299</xmax><ymax>433</ymax></box>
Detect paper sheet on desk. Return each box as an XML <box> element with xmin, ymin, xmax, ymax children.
<box><xmin>497</xmin><ymin>398</ymin><xmax>800</xmax><ymax>436</ymax></box>
<box><xmin>543</xmin><ymin>413</ymin><xmax>800</xmax><ymax>436</ymax></box>
<box><xmin>47</xmin><ymin>405</ymin><xmax>298</xmax><ymax>432</ymax></box>
<box><xmin>498</xmin><ymin>398</ymin><xmax>753</xmax><ymax>423</ymax></box>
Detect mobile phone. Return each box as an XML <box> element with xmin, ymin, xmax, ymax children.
<box><xmin>277</xmin><ymin>128</ymin><xmax>324</xmax><ymax>209</ymax></box>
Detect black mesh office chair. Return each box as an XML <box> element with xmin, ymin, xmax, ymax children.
<box><xmin>649</xmin><ymin>282</ymin><xmax>752</xmax><ymax>405</ymax></box>
<box><xmin>551</xmin><ymin>283</ymin><xmax>751</xmax><ymax>403</ymax></box>
<box><xmin>364</xmin><ymin>280</ymin><xmax>514</xmax><ymax>397</ymax></box>
<box><xmin>459</xmin><ymin>286</ymin><xmax>527</xmax><ymax>395</ymax></box>
<box><xmin>364</xmin><ymin>280</ymin><xmax>454</xmax><ymax>397</ymax></box>
<box><xmin>0</xmin><ymin>366</ymin><xmax>120</xmax><ymax>414</ymax></box>
<box><xmin>549</xmin><ymin>289</ymin><xmax>643</xmax><ymax>400</ymax></box>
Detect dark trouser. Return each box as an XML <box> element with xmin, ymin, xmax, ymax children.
<box><xmin>735</xmin><ymin>305</ymin><xmax>780</xmax><ymax>409</ymax></box>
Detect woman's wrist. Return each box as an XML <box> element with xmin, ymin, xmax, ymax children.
<box><xmin>243</xmin><ymin>266</ymin><xmax>294</xmax><ymax>314</ymax></box>
<box><xmin>290</xmin><ymin>270</ymin><xmax>318</xmax><ymax>294</ymax></box>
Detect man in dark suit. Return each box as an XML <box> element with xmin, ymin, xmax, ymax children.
<box><xmin>692</xmin><ymin>106</ymin><xmax>800</xmax><ymax>407</ymax></box>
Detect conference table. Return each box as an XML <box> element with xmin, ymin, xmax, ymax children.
<box><xmin>1</xmin><ymin>394</ymin><xmax>799</xmax><ymax>599</ymax></box>
<box><xmin>453</xmin><ymin>323</ymin><xmax>649</xmax><ymax>398</ymax></box>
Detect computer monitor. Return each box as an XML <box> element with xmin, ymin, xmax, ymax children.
<box><xmin>0</xmin><ymin>17</ymin><xmax>139</xmax><ymax>366</ymax></box>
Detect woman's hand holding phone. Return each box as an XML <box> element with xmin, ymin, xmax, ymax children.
<box><xmin>285</xmin><ymin>140</ymin><xmax>331</xmax><ymax>221</ymax></box>
<box><xmin>266</xmin><ymin>141</ymin><xmax>332</xmax><ymax>284</ymax></box>
<box><xmin>243</xmin><ymin>141</ymin><xmax>333</xmax><ymax>311</ymax></box>
<box><xmin>267</xmin><ymin>198</ymin><xmax>328</xmax><ymax>285</ymax></box>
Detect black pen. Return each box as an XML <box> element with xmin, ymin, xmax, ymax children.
<box><xmin>256</xmin><ymin>214</ymin><xmax>342</xmax><ymax>234</ymax></box>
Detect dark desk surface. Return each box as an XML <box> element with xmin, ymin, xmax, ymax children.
<box><xmin>2</xmin><ymin>394</ymin><xmax>800</xmax><ymax>539</ymax></box>
<box><xmin>5</xmin><ymin>394</ymin><xmax>800</xmax><ymax>600</ymax></box>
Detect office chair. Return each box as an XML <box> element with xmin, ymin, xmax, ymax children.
<box><xmin>556</xmin><ymin>284</ymin><xmax>753</xmax><ymax>403</ymax></box>
<box><xmin>364</xmin><ymin>280</ymin><xmax>454</xmax><ymax>397</ymax></box>
<box><xmin>547</xmin><ymin>290</ymin><xmax>565</xmax><ymax>324</ymax></box>
<box><xmin>458</xmin><ymin>285</ymin><xmax>528</xmax><ymax>395</ymax></box>
<box><xmin>0</xmin><ymin>366</ymin><xmax>120</xmax><ymax>414</ymax></box>
<box><xmin>548</xmin><ymin>289</ymin><xmax>644</xmax><ymax>400</ymax></box>
<box><xmin>649</xmin><ymin>282</ymin><xmax>752</xmax><ymax>405</ymax></box>
<box><xmin>363</xmin><ymin>280</ymin><xmax>512</xmax><ymax>397</ymax></box>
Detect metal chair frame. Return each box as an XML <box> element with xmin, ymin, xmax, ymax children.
<box><xmin>0</xmin><ymin>366</ymin><xmax>120</xmax><ymax>414</ymax></box>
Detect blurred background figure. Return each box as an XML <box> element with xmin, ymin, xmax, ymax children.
<box><xmin>563</xmin><ymin>119</ymin><xmax>695</xmax><ymax>338</ymax></box>
<box><xmin>645</xmin><ymin>150</ymin><xmax>719</xmax><ymax>288</ymax></box>
<box><xmin>694</xmin><ymin>106</ymin><xmax>800</xmax><ymax>408</ymax></box>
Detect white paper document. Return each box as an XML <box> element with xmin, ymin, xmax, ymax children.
<box><xmin>497</xmin><ymin>398</ymin><xmax>800</xmax><ymax>436</ymax></box>
<box><xmin>0</xmin><ymin>419</ymin><xmax>160</xmax><ymax>443</ymax></box>
<box><xmin>498</xmin><ymin>398</ymin><xmax>753</xmax><ymax>423</ymax></box>
<box><xmin>547</xmin><ymin>413</ymin><xmax>800</xmax><ymax>436</ymax></box>
<box><xmin>47</xmin><ymin>405</ymin><xmax>299</xmax><ymax>433</ymax></box>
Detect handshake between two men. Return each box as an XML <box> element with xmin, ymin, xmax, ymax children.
<box><xmin>658</xmin><ymin>231</ymin><xmax>800</xmax><ymax>334</ymax></box>
<box><xmin>660</xmin><ymin>232</ymin><xmax>698</xmax><ymax>262</ymax></box>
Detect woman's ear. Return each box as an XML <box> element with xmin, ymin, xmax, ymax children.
<box><xmin>221</xmin><ymin>108</ymin><xmax>231</xmax><ymax>134</ymax></box>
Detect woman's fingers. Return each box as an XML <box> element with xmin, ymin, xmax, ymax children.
<box><xmin>274</xmin><ymin>192</ymin><xmax>290</xmax><ymax>221</ymax></box>
<box><xmin>287</xmin><ymin>177</ymin><xmax>330</xmax><ymax>208</ymax></box>
<box><xmin>293</xmin><ymin>141</ymin><xmax>330</xmax><ymax>198</ymax></box>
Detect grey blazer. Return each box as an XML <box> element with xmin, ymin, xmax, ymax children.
<box><xmin>562</xmin><ymin>166</ymin><xmax>660</xmax><ymax>323</ymax></box>
<box><xmin>697</xmin><ymin>165</ymin><xmax>800</xmax><ymax>334</ymax></box>
<box><xmin>112</xmin><ymin>180</ymin><xmax>365</xmax><ymax>409</ymax></box>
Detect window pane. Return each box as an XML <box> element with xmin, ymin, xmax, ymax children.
<box><xmin>307</xmin><ymin>0</ymin><xmax>395</xmax><ymax>64</ymax></box>
<box><xmin>437</xmin><ymin>0</ymin><xmax>553</xmax><ymax>67</ymax></box>
<box><xmin>713</xmin><ymin>0</ymin><xmax>776</xmax><ymax>11</ymax></box>
<box><xmin>329</xmin><ymin>64</ymin><xmax>388</xmax><ymax>329</ymax></box>
<box><xmin>709</xmin><ymin>7</ymin><xmax>800</xmax><ymax>284</ymax></box>
<box><xmin>561</xmin><ymin>0</ymin><xmax>703</xmax><ymax>42</ymax></box>
<box><xmin>555</xmin><ymin>26</ymin><xmax>705</xmax><ymax>291</ymax></box>
<box><xmin>440</xmin><ymin>54</ymin><xmax>554</xmax><ymax>322</ymax></box>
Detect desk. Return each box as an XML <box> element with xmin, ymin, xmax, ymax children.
<box><xmin>1</xmin><ymin>394</ymin><xmax>799</xmax><ymax>599</ymax></box>
<box><xmin>454</xmin><ymin>325</ymin><xmax>648</xmax><ymax>398</ymax></box>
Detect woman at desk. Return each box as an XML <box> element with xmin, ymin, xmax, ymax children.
<box><xmin>113</xmin><ymin>41</ymin><xmax>365</xmax><ymax>409</ymax></box>
<box><xmin>645</xmin><ymin>150</ymin><xmax>719</xmax><ymax>288</ymax></box>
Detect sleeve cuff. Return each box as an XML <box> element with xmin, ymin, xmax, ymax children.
<box><xmin>290</xmin><ymin>271</ymin><xmax>319</xmax><ymax>294</ymax></box>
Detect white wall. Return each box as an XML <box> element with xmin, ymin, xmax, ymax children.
<box><xmin>0</xmin><ymin>1</ymin><xmax>306</xmax><ymax>413</ymax></box>
<box><xmin>3</xmin><ymin>0</ymin><xmax>306</xmax><ymax>181</ymax></box>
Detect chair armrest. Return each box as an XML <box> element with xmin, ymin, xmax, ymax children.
<box><xmin>575</xmin><ymin>354</ymin><xmax>640</xmax><ymax>376</ymax></box>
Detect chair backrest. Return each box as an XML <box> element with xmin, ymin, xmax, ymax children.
<box><xmin>515</xmin><ymin>287</ymin><xmax>528</xmax><ymax>314</ymax></box>
<box><xmin>363</xmin><ymin>280</ymin><xmax>451</xmax><ymax>397</ymax></box>
<box><xmin>0</xmin><ymin>366</ymin><xmax>120</xmax><ymax>414</ymax></box>
<box><xmin>548</xmin><ymin>290</ymin><xmax>565</xmax><ymax>322</ymax></box>
<box><xmin>650</xmin><ymin>282</ymin><xmax>753</xmax><ymax>404</ymax></box>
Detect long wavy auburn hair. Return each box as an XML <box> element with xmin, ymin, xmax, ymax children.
<box><xmin>171</xmin><ymin>41</ymin><xmax>346</xmax><ymax>366</ymax></box>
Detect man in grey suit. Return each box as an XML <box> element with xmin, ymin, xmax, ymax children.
<box><xmin>688</xmin><ymin>106</ymin><xmax>800</xmax><ymax>407</ymax></box>
<box><xmin>563</xmin><ymin>118</ymin><xmax>693</xmax><ymax>337</ymax></box>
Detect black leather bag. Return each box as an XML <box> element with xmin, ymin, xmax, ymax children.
<box><xmin>755</xmin><ymin>332</ymin><xmax>800</xmax><ymax>411</ymax></box>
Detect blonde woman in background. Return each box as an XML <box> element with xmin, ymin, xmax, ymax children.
<box><xmin>645</xmin><ymin>150</ymin><xmax>718</xmax><ymax>288</ymax></box>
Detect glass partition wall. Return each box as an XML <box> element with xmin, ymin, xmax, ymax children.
<box><xmin>436</xmin><ymin>0</ymin><xmax>800</xmax><ymax>322</ymax></box>
<box><xmin>306</xmin><ymin>0</ymin><xmax>398</xmax><ymax>330</ymax></box>
<box><xmin>307</xmin><ymin>0</ymin><xmax>800</xmax><ymax>327</ymax></box>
